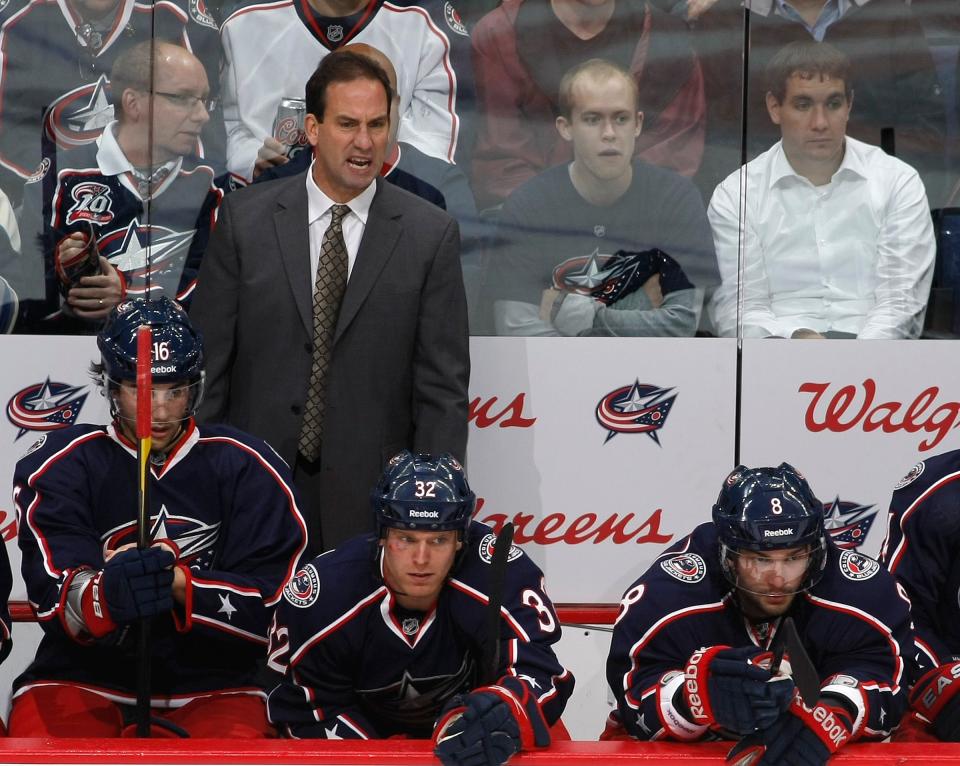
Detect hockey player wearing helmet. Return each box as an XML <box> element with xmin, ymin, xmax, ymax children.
<box><xmin>9</xmin><ymin>297</ymin><xmax>306</xmax><ymax>737</ymax></box>
<box><xmin>267</xmin><ymin>451</ymin><xmax>573</xmax><ymax>766</ymax></box>
<box><xmin>606</xmin><ymin>463</ymin><xmax>912</xmax><ymax>765</ymax></box>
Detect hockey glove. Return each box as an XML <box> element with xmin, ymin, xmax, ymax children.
<box><xmin>727</xmin><ymin>691</ymin><xmax>854</xmax><ymax>766</ymax></box>
<box><xmin>433</xmin><ymin>691</ymin><xmax>521</xmax><ymax>766</ymax></box>
<box><xmin>910</xmin><ymin>661</ymin><xmax>960</xmax><ymax>741</ymax></box>
<box><xmin>681</xmin><ymin>645</ymin><xmax>795</xmax><ymax>735</ymax></box>
<box><xmin>82</xmin><ymin>547</ymin><xmax>176</xmax><ymax>637</ymax></box>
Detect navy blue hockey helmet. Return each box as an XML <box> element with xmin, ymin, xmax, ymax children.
<box><xmin>97</xmin><ymin>297</ymin><xmax>205</xmax><ymax>417</ymax></box>
<box><xmin>372</xmin><ymin>451</ymin><xmax>476</xmax><ymax>541</ymax></box>
<box><xmin>713</xmin><ymin>463</ymin><xmax>827</xmax><ymax>592</ymax></box>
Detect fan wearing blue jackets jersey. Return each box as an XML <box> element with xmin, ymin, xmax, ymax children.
<box><xmin>882</xmin><ymin>451</ymin><xmax>960</xmax><ymax>742</ymax></box>
<box><xmin>9</xmin><ymin>297</ymin><xmax>307</xmax><ymax>737</ymax></box>
<box><xmin>607</xmin><ymin>463</ymin><xmax>912</xmax><ymax>765</ymax></box>
<box><xmin>266</xmin><ymin>451</ymin><xmax>573</xmax><ymax>766</ymax></box>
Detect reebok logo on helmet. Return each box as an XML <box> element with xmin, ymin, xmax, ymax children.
<box><xmin>408</xmin><ymin>509</ymin><xmax>440</xmax><ymax>519</ymax></box>
<box><xmin>763</xmin><ymin>527</ymin><xmax>795</xmax><ymax>538</ymax></box>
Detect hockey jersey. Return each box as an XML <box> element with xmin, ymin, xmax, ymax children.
<box><xmin>16</xmin><ymin>123</ymin><xmax>233</xmax><ymax>331</ymax></box>
<box><xmin>881</xmin><ymin>450</ymin><xmax>960</xmax><ymax>675</ymax></box>
<box><xmin>219</xmin><ymin>0</ymin><xmax>475</xmax><ymax>181</ymax></box>
<box><xmin>0</xmin><ymin>0</ymin><xmax>209</xmax><ymax>204</ymax></box>
<box><xmin>266</xmin><ymin>521</ymin><xmax>573</xmax><ymax>738</ymax></box>
<box><xmin>12</xmin><ymin>419</ymin><xmax>307</xmax><ymax>704</ymax></box>
<box><xmin>607</xmin><ymin>522</ymin><xmax>912</xmax><ymax>742</ymax></box>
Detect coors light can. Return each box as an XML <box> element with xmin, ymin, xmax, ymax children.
<box><xmin>272</xmin><ymin>98</ymin><xmax>308</xmax><ymax>158</ymax></box>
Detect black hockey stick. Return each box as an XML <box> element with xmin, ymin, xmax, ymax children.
<box><xmin>726</xmin><ymin>616</ymin><xmax>820</xmax><ymax>766</ymax></box>
<box><xmin>482</xmin><ymin>522</ymin><xmax>514</xmax><ymax>686</ymax></box>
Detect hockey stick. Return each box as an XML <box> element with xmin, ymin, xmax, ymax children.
<box><xmin>482</xmin><ymin>522</ymin><xmax>514</xmax><ymax>686</ymax></box>
<box><xmin>726</xmin><ymin>616</ymin><xmax>820</xmax><ymax>765</ymax></box>
<box><xmin>135</xmin><ymin>324</ymin><xmax>153</xmax><ymax>737</ymax></box>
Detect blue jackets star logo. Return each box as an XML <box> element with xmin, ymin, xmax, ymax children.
<box><xmin>6</xmin><ymin>378</ymin><xmax>89</xmax><ymax>438</ymax></box>
<box><xmin>596</xmin><ymin>380</ymin><xmax>677</xmax><ymax>444</ymax></box>
<box><xmin>822</xmin><ymin>497</ymin><xmax>877</xmax><ymax>550</ymax></box>
<box><xmin>43</xmin><ymin>75</ymin><xmax>114</xmax><ymax>150</ymax></box>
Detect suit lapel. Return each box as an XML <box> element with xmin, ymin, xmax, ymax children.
<box><xmin>335</xmin><ymin>179</ymin><xmax>401</xmax><ymax>343</ymax></box>
<box><xmin>274</xmin><ymin>178</ymin><xmax>313</xmax><ymax>337</ymax></box>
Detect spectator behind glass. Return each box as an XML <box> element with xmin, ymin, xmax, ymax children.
<box><xmin>219</xmin><ymin>0</ymin><xmax>475</xmax><ymax>183</ymax></box>
<box><xmin>482</xmin><ymin>58</ymin><xmax>717</xmax><ymax>337</ymax></box>
<box><xmin>708</xmin><ymin>40</ymin><xmax>935</xmax><ymax>339</ymax></box>
<box><xmin>470</xmin><ymin>0</ymin><xmax>706</xmax><ymax>211</ymax></box>
<box><xmin>16</xmin><ymin>41</ymin><xmax>235</xmax><ymax>334</ymax></box>
<box><xmin>664</xmin><ymin>0</ymin><xmax>949</xmax><ymax>208</ymax></box>
<box><xmin>0</xmin><ymin>0</ymin><xmax>219</xmax><ymax>207</ymax></box>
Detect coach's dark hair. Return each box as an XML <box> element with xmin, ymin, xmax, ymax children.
<box><xmin>110</xmin><ymin>39</ymin><xmax>182</xmax><ymax>123</ymax></box>
<box><xmin>765</xmin><ymin>41</ymin><xmax>853</xmax><ymax>103</ymax></box>
<box><xmin>305</xmin><ymin>50</ymin><xmax>393</xmax><ymax>122</ymax></box>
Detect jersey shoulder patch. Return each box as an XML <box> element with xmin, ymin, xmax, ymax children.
<box><xmin>893</xmin><ymin>462</ymin><xmax>925</xmax><ymax>491</ymax></box>
<box><xmin>660</xmin><ymin>553</ymin><xmax>706</xmax><ymax>583</ymax></box>
<box><xmin>838</xmin><ymin>550</ymin><xmax>880</xmax><ymax>581</ymax></box>
<box><xmin>476</xmin><ymin>531</ymin><xmax>523</xmax><ymax>565</ymax></box>
<box><xmin>283</xmin><ymin>563</ymin><xmax>321</xmax><ymax>608</ymax></box>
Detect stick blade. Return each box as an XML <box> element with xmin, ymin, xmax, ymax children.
<box><xmin>780</xmin><ymin>616</ymin><xmax>819</xmax><ymax>706</ymax></box>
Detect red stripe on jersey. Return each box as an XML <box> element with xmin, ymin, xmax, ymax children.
<box><xmin>221</xmin><ymin>0</ymin><xmax>292</xmax><ymax>26</ymax></box>
<box><xmin>192</xmin><ymin>613</ymin><xmax>267</xmax><ymax>644</ymax></box>
<box><xmin>383</xmin><ymin>2</ymin><xmax>458</xmax><ymax>162</ymax></box>
<box><xmin>887</xmin><ymin>471</ymin><xmax>960</xmax><ymax>572</ymax></box>
<box><xmin>290</xmin><ymin>587</ymin><xmax>388</xmax><ymax>666</ymax></box>
<box><xmin>337</xmin><ymin>713</ymin><xmax>370</xmax><ymax>739</ymax></box>
<box><xmin>196</xmin><ymin>434</ymin><xmax>308</xmax><ymax>602</ymax></box>
<box><xmin>191</xmin><ymin>577</ymin><xmax>261</xmax><ymax>597</ymax></box>
<box><xmin>447</xmin><ymin>577</ymin><xmax>530</xmax><ymax>641</ymax></box>
<box><xmin>25</xmin><ymin>430</ymin><xmax>107</xmax><ymax>578</ymax></box>
<box><xmin>804</xmin><ymin>592</ymin><xmax>904</xmax><ymax>692</ymax></box>
<box><xmin>622</xmin><ymin>598</ymin><xmax>729</xmax><ymax>709</ymax></box>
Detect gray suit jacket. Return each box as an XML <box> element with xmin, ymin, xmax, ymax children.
<box><xmin>190</xmin><ymin>173</ymin><xmax>470</xmax><ymax>545</ymax></box>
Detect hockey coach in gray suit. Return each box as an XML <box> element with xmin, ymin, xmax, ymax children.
<box><xmin>191</xmin><ymin>50</ymin><xmax>469</xmax><ymax>554</ymax></box>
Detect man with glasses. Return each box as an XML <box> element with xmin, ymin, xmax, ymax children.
<box><xmin>606</xmin><ymin>463</ymin><xmax>912</xmax><ymax>766</ymax></box>
<box><xmin>16</xmin><ymin>40</ymin><xmax>236</xmax><ymax>333</ymax></box>
<box><xmin>0</xmin><ymin>0</ymin><xmax>218</xmax><ymax>206</ymax></box>
<box><xmin>9</xmin><ymin>296</ymin><xmax>307</xmax><ymax>736</ymax></box>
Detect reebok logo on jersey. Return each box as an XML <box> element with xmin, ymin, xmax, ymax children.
<box><xmin>763</xmin><ymin>528</ymin><xmax>795</xmax><ymax>538</ymax></box>
<box><xmin>408</xmin><ymin>510</ymin><xmax>439</xmax><ymax>519</ymax></box>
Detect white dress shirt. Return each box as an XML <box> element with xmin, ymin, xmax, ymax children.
<box><xmin>708</xmin><ymin>136</ymin><xmax>935</xmax><ymax>339</ymax></box>
<box><xmin>305</xmin><ymin>163</ymin><xmax>377</xmax><ymax>285</ymax></box>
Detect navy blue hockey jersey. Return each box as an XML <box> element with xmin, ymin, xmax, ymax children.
<box><xmin>607</xmin><ymin>522</ymin><xmax>912</xmax><ymax>742</ymax></box>
<box><xmin>881</xmin><ymin>450</ymin><xmax>960</xmax><ymax>675</ymax></box>
<box><xmin>266</xmin><ymin>521</ymin><xmax>573</xmax><ymax>739</ymax></box>
<box><xmin>12</xmin><ymin>419</ymin><xmax>307</xmax><ymax>704</ymax></box>
<box><xmin>16</xmin><ymin>131</ymin><xmax>232</xmax><ymax>331</ymax></box>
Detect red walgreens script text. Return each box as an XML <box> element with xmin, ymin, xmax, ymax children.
<box><xmin>469</xmin><ymin>394</ymin><xmax>536</xmax><ymax>428</ymax></box>
<box><xmin>477</xmin><ymin>499</ymin><xmax>673</xmax><ymax>546</ymax></box>
<box><xmin>800</xmin><ymin>378</ymin><xmax>960</xmax><ymax>451</ymax></box>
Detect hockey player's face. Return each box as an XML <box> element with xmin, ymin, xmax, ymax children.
<box><xmin>381</xmin><ymin>528</ymin><xmax>461</xmax><ymax>610</ymax></box>
<box><xmin>733</xmin><ymin>546</ymin><xmax>811</xmax><ymax>619</ymax></box>
<box><xmin>556</xmin><ymin>73</ymin><xmax>642</xmax><ymax>184</ymax></box>
<box><xmin>766</xmin><ymin>74</ymin><xmax>851</xmax><ymax>174</ymax></box>
<box><xmin>115</xmin><ymin>380</ymin><xmax>191</xmax><ymax>452</ymax></box>
<box><xmin>306</xmin><ymin>78</ymin><xmax>390</xmax><ymax>203</ymax></box>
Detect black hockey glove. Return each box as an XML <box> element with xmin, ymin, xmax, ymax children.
<box><xmin>433</xmin><ymin>691</ymin><xmax>521</xmax><ymax>766</ymax></box>
<box><xmin>910</xmin><ymin>661</ymin><xmax>960</xmax><ymax>741</ymax></box>
<box><xmin>82</xmin><ymin>547</ymin><xmax>175</xmax><ymax>636</ymax></box>
<box><xmin>727</xmin><ymin>691</ymin><xmax>854</xmax><ymax>766</ymax></box>
<box><xmin>681</xmin><ymin>645</ymin><xmax>794</xmax><ymax>735</ymax></box>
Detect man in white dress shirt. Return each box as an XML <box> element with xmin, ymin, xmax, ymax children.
<box><xmin>708</xmin><ymin>40</ymin><xmax>935</xmax><ymax>339</ymax></box>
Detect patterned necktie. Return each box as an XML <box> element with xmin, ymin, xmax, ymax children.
<box><xmin>298</xmin><ymin>204</ymin><xmax>349</xmax><ymax>462</ymax></box>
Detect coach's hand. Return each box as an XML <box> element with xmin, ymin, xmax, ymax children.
<box><xmin>433</xmin><ymin>691</ymin><xmax>521</xmax><ymax>766</ymax></box>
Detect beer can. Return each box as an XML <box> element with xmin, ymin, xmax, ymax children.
<box><xmin>272</xmin><ymin>98</ymin><xmax>308</xmax><ymax>157</ymax></box>
<box><xmin>56</xmin><ymin>221</ymin><xmax>102</xmax><ymax>297</ymax></box>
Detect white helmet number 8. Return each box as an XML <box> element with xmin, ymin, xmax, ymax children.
<box><xmin>771</xmin><ymin>497</ymin><xmax>783</xmax><ymax>515</ymax></box>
